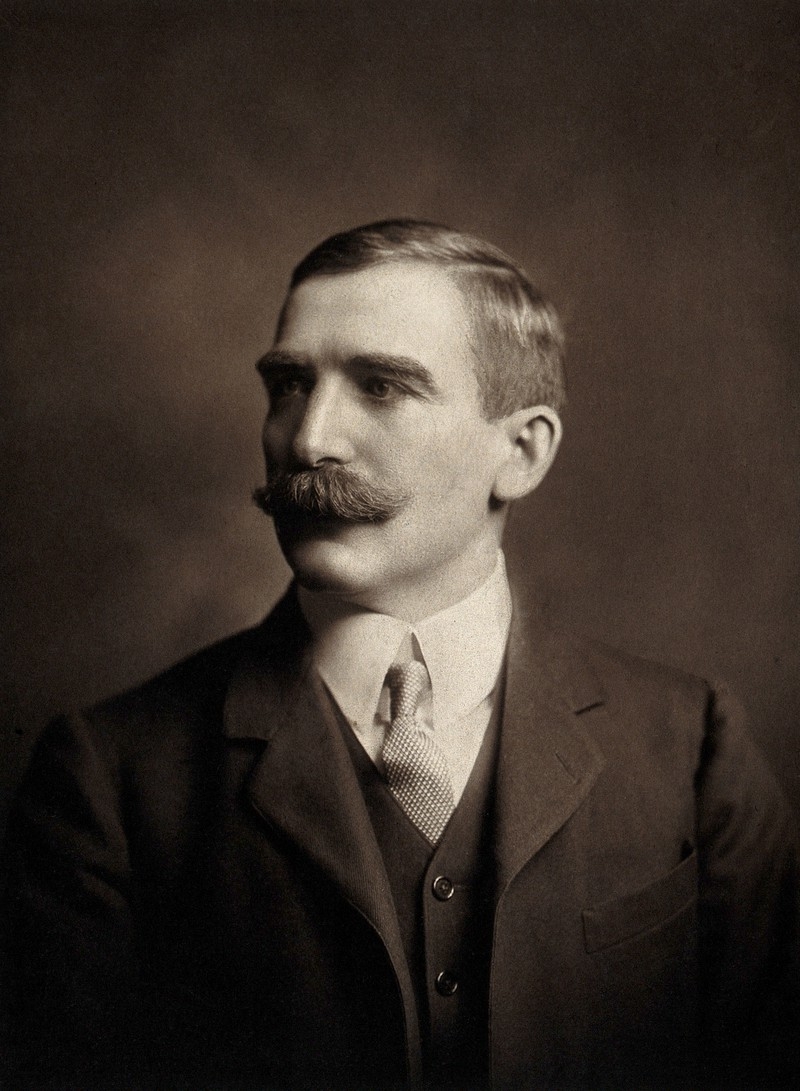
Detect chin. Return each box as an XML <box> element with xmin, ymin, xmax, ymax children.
<box><xmin>280</xmin><ymin>532</ymin><xmax>380</xmax><ymax>599</ymax></box>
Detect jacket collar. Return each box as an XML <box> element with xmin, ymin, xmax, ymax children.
<box><xmin>493</xmin><ymin>598</ymin><xmax>606</xmax><ymax>891</ymax></box>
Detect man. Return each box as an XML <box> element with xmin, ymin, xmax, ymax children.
<box><xmin>3</xmin><ymin>220</ymin><xmax>798</xmax><ymax>1090</ymax></box>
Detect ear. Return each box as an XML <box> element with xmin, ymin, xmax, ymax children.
<box><xmin>491</xmin><ymin>405</ymin><xmax>562</xmax><ymax>503</ymax></box>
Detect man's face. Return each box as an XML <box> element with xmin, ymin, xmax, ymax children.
<box><xmin>258</xmin><ymin>262</ymin><xmax>512</xmax><ymax>617</ymax></box>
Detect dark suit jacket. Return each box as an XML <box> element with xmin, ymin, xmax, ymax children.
<box><xmin>3</xmin><ymin>587</ymin><xmax>798</xmax><ymax>1090</ymax></box>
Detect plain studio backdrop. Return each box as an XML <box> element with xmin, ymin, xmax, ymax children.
<box><xmin>1</xmin><ymin>0</ymin><xmax>798</xmax><ymax>836</ymax></box>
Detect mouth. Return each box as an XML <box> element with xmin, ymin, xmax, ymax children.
<box><xmin>270</xmin><ymin>507</ymin><xmax>352</xmax><ymax>542</ymax></box>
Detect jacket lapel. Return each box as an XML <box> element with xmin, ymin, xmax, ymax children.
<box><xmin>494</xmin><ymin>603</ymin><xmax>607</xmax><ymax>892</ymax></box>
<box><xmin>221</xmin><ymin>590</ymin><xmax>420</xmax><ymax>1071</ymax></box>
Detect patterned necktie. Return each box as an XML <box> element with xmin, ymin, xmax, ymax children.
<box><xmin>381</xmin><ymin>661</ymin><xmax>455</xmax><ymax>845</ymax></box>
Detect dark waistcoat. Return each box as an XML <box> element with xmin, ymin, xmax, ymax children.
<box><xmin>337</xmin><ymin>697</ymin><xmax>503</xmax><ymax>1090</ymax></box>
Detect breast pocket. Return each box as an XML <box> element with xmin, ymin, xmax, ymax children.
<box><xmin>582</xmin><ymin>850</ymin><xmax>698</xmax><ymax>954</ymax></box>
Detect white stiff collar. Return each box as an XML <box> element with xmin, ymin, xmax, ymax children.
<box><xmin>298</xmin><ymin>552</ymin><xmax>512</xmax><ymax>731</ymax></box>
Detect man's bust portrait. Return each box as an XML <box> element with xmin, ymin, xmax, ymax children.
<box><xmin>3</xmin><ymin>220</ymin><xmax>798</xmax><ymax>1090</ymax></box>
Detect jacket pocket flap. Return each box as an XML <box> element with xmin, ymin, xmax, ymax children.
<box><xmin>582</xmin><ymin>850</ymin><xmax>697</xmax><ymax>953</ymax></box>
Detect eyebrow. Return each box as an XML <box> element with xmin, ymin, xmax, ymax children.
<box><xmin>256</xmin><ymin>350</ymin><xmax>313</xmax><ymax>376</ymax></box>
<box><xmin>257</xmin><ymin>350</ymin><xmax>440</xmax><ymax>397</ymax></box>
<box><xmin>350</xmin><ymin>353</ymin><xmax>440</xmax><ymax>396</ymax></box>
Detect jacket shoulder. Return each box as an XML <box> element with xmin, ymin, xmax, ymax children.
<box><xmin>547</xmin><ymin>629</ymin><xmax>793</xmax><ymax>831</ymax></box>
<box><xmin>525</xmin><ymin>616</ymin><xmax>716</xmax><ymax>721</ymax></box>
<box><xmin>579</xmin><ymin>633</ymin><xmax>713</xmax><ymax>708</ymax></box>
<box><xmin>73</xmin><ymin>586</ymin><xmax>306</xmax><ymax>749</ymax></box>
<box><xmin>91</xmin><ymin>627</ymin><xmax>253</xmax><ymax>729</ymax></box>
<box><xmin>571</xmin><ymin>635</ymin><xmax>758</xmax><ymax>759</ymax></box>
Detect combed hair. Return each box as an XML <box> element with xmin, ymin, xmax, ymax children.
<box><xmin>287</xmin><ymin>219</ymin><xmax>566</xmax><ymax>418</ymax></box>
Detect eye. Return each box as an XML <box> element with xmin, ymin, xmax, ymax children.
<box><xmin>267</xmin><ymin>375</ymin><xmax>305</xmax><ymax>401</ymax></box>
<box><xmin>363</xmin><ymin>376</ymin><xmax>398</xmax><ymax>401</ymax></box>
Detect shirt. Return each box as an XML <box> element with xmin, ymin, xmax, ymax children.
<box><xmin>297</xmin><ymin>553</ymin><xmax>512</xmax><ymax>804</ymax></box>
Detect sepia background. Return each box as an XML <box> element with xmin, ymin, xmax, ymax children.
<box><xmin>1</xmin><ymin>0</ymin><xmax>798</xmax><ymax>834</ymax></box>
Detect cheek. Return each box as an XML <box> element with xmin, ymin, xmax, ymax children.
<box><xmin>262</xmin><ymin>414</ymin><xmax>292</xmax><ymax>459</ymax></box>
<box><xmin>402</xmin><ymin>425</ymin><xmax>496</xmax><ymax>508</ymax></box>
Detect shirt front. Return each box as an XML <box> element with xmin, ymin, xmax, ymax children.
<box><xmin>298</xmin><ymin>553</ymin><xmax>512</xmax><ymax>803</ymax></box>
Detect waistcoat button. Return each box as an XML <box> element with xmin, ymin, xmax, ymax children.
<box><xmin>432</xmin><ymin>875</ymin><xmax>455</xmax><ymax>901</ymax></box>
<box><xmin>435</xmin><ymin>971</ymin><xmax>459</xmax><ymax>996</ymax></box>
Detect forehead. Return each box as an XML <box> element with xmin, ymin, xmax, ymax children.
<box><xmin>276</xmin><ymin>263</ymin><xmax>478</xmax><ymax>388</ymax></box>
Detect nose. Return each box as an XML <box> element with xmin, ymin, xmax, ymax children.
<box><xmin>289</xmin><ymin>381</ymin><xmax>353</xmax><ymax>468</ymax></box>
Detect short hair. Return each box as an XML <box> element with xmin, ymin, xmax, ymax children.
<box><xmin>286</xmin><ymin>218</ymin><xmax>566</xmax><ymax>419</ymax></box>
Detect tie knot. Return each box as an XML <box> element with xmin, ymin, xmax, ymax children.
<box><xmin>386</xmin><ymin>660</ymin><xmax>428</xmax><ymax>723</ymax></box>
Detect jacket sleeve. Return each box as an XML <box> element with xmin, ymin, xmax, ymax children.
<box><xmin>2</xmin><ymin>713</ymin><xmax>147</xmax><ymax>1091</ymax></box>
<box><xmin>696</xmin><ymin>683</ymin><xmax>800</xmax><ymax>1088</ymax></box>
